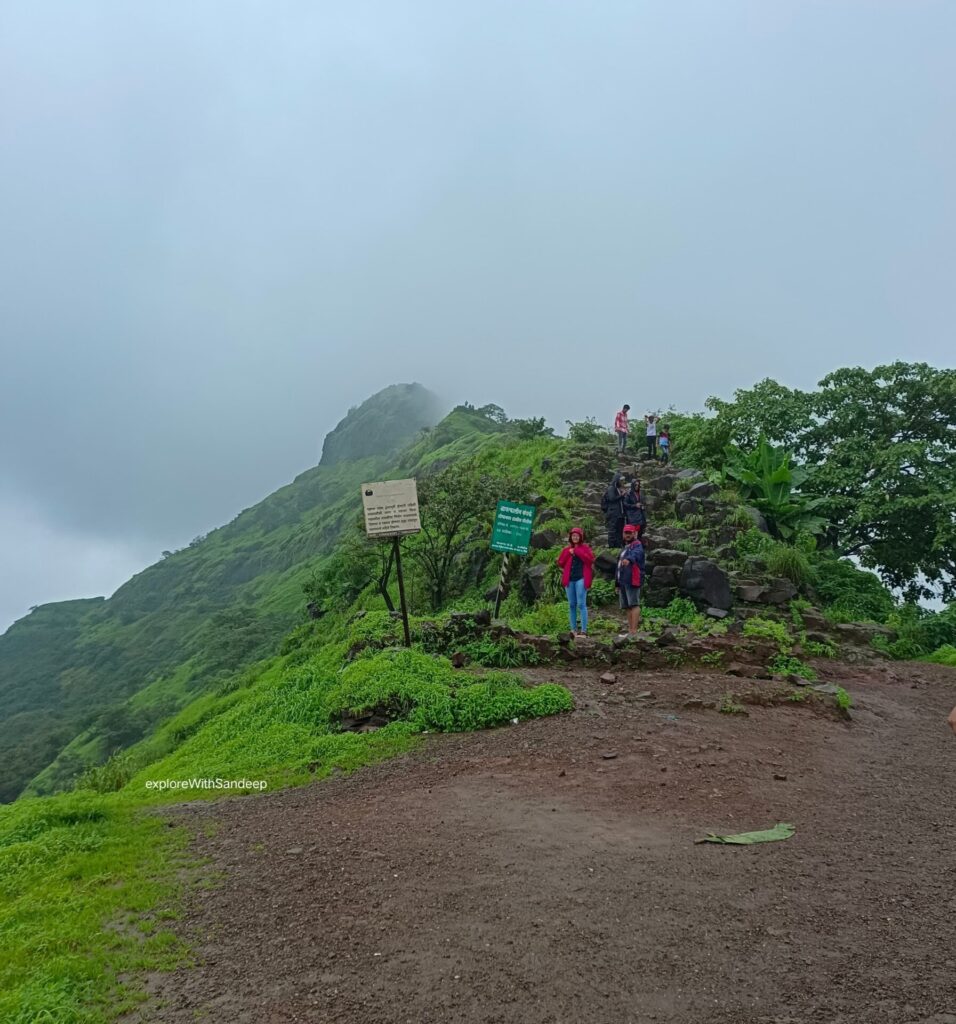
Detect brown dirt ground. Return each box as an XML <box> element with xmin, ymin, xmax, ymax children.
<box><xmin>132</xmin><ymin>660</ymin><xmax>956</xmax><ymax>1024</ymax></box>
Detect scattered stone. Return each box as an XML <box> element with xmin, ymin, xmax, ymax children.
<box><xmin>773</xmin><ymin>773</ymin><xmax>788</xmax><ymax>782</ymax></box>
<box><xmin>787</xmin><ymin>674</ymin><xmax>811</xmax><ymax>686</ymax></box>
<box><xmin>683</xmin><ymin>698</ymin><xmax>705</xmax><ymax>709</ymax></box>
<box><xmin>706</xmin><ymin>607</ymin><xmax>729</xmax><ymax>619</ymax></box>
<box><xmin>521</xmin><ymin>564</ymin><xmax>549</xmax><ymax>601</ymax></box>
<box><xmin>761</xmin><ymin>578</ymin><xmax>798</xmax><ymax>605</ymax></box>
<box><xmin>450</xmin><ymin>651</ymin><xmax>467</xmax><ymax>668</ymax></box>
<box><xmin>636</xmin><ymin>691</ymin><xmax>653</xmax><ymax>699</ymax></box>
<box><xmin>675</xmin><ymin>469</ymin><xmax>703</xmax><ymax>480</ymax></box>
<box><xmin>285</xmin><ymin>847</ymin><xmax>304</xmax><ymax>855</ymax></box>
<box><xmin>558</xmin><ymin>769</ymin><xmax>566</xmax><ymax>777</ymax></box>
<box><xmin>813</xmin><ymin>683</ymin><xmax>841</xmax><ymax>696</ymax></box>
<box><xmin>601</xmin><ymin>752</ymin><xmax>619</xmax><ymax>760</ymax></box>
<box><xmin>599</xmin><ymin>672</ymin><xmax>618</xmax><ymax>685</ymax></box>
<box><xmin>737</xmin><ymin>583</ymin><xmax>767</xmax><ymax>603</ymax></box>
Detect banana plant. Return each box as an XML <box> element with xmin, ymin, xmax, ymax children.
<box><xmin>724</xmin><ymin>438</ymin><xmax>830</xmax><ymax>540</ymax></box>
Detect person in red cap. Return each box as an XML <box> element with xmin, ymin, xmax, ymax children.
<box><xmin>557</xmin><ymin>527</ymin><xmax>595</xmax><ymax>637</ymax></box>
<box><xmin>616</xmin><ymin>523</ymin><xmax>645</xmax><ymax>637</ymax></box>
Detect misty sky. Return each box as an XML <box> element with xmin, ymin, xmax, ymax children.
<box><xmin>1</xmin><ymin>1</ymin><xmax>954</xmax><ymax>631</ymax></box>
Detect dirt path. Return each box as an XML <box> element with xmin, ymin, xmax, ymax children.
<box><xmin>136</xmin><ymin>661</ymin><xmax>956</xmax><ymax>1024</ymax></box>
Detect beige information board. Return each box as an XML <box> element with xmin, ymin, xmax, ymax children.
<box><xmin>361</xmin><ymin>478</ymin><xmax>422</xmax><ymax>538</ymax></box>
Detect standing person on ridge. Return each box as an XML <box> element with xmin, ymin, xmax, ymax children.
<box><xmin>616</xmin><ymin>523</ymin><xmax>645</xmax><ymax>638</ymax></box>
<box><xmin>623</xmin><ymin>478</ymin><xmax>647</xmax><ymax>538</ymax></box>
<box><xmin>658</xmin><ymin>424</ymin><xmax>670</xmax><ymax>465</ymax></box>
<box><xmin>601</xmin><ymin>471</ymin><xmax>627</xmax><ymax>548</ymax></box>
<box><xmin>556</xmin><ymin>527</ymin><xmax>595</xmax><ymax>637</ymax></box>
<box><xmin>614</xmin><ymin>404</ymin><xmax>631</xmax><ymax>453</ymax></box>
<box><xmin>644</xmin><ymin>413</ymin><xmax>658</xmax><ymax>459</ymax></box>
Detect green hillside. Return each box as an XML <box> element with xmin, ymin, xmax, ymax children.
<box><xmin>0</xmin><ymin>365</ymin><xmax>954</xmax><ymax>1022</ymax></box>
<box><xmin>0</xmin><ymin>384</ymin><xmax>446</xmax><ymax>803</ymax></box>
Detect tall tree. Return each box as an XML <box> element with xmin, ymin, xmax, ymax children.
<box><xmin>408</xmin><ymin>461</ymin><xmax>506</xmax><ymax>609</ymax></box>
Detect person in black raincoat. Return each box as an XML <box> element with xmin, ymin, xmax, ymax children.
<box><xmin>623</xmin><ymin>479</ymin><xmax>647</xmax><ymax>538</ymax></box>
<box><xmin>601</xmin><ymin>471</ymin><xmax>627</xmax><ymax>548</ymax></box>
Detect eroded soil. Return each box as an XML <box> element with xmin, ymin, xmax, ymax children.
<box><xmin>133</xmin><ymin>660</ymin><xmax>956</xmax><ymax>1024</ymax></box>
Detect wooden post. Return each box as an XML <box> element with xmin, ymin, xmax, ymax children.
<box><xmin>392</xmin><ymin>536</ymin><xmax>411</xmax><ymax>647</ymax></box>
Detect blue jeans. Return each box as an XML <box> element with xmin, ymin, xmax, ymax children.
<box><xmin>566</xmin><ymin>579</ymin><xmax>588</xmax><ymax>633</ymax></box>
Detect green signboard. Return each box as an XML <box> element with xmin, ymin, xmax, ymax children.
<box><xmin>490</xmin><ymin>500</ymin><xmax>536</xmax><ymax>555</ymax></box>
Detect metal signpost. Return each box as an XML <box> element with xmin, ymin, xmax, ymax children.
<box><xmin>361</xmin><ymin>479</ymin><xmax>421</xmax><ymax>646</ymax></box>
<box><xmin>489</xmin><ymin>500</ymin><xmax>536</xmax><ymax>617</ymax></box>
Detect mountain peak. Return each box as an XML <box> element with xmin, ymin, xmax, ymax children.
<box><xmin>319</xmin><ymin>383</ymin><xmax>444</xmax><ymax>467</ymax></box>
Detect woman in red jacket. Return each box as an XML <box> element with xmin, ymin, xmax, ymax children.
<box><xmin>556</xmin><ymin>527</ymin><xmax>595</xmax><ymax>637</ymax></box>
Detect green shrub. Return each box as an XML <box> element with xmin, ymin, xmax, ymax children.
<box><xmin>802</xmin><ymin>637</ymin><xmax>837</xmax><ymax>658</ymax></box>
<box><xmin>813</xmin><ymin>557</ymin><xmax>895</xmax><ymax>623</ymax></box>
<box><xmin>872</xmin><ymin>604</ymin><xmax>956</xmax><ymax>659</ymax></box>
<box><xmin>768</xmin><ymin>653</ymin><xmax>817</xmax><ymax>680</ymax></box>
<box><xmin>834</xmin><ymin>686</ymin><xmax>853</xmax><ymax>713</ymax></box>
<box><xmin>921</xmin><ymin>645</ymin><xmax>956</xmax><ymax>667</ymax></box>
<box><xmin>742</xmin><ymin>617</ymin><xmax>791</xmax><ymax>648</ymax></box>
<box><xmin>510</xmin><ymin>601</ymin><xmax>570</xmax><ymax>636</ymax></box>
<box><xmin>457</xmin><ymin>636</ymin><xmax>543</xmax><ymax>668</ymax></box>
<box><xmin>763</xmin><ymin>543</ymin><xmax>812</xmax><ymax>586</ymax></box>
<box><xmin>589</xmin><ymin>579</ymin><xmax>618</xmax><ymax>607</ymax></box>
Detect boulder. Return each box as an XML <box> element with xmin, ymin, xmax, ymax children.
<box><xmin>686</xmin><ymin>481</ymin><xmax>719</xmax><ymax>500</ymax></box>
<box><xmin>594</xmin><ymin>548</ymin><xmax>619</xmax><ymax>575</ymax></box>
<box><xmin>736</xmin><ymin>583</ymin><xmax>767</xmax><ymax>603</ymax></box>
<box><xmin>647</xmin><ymin>548</ymin><xmax>689</xmax><ymax>567</ymax></box>
<box><xmin>649</xmin><ymin>564</ymin><xmax>681</xmax><ymax>587</ymax></box>
<box><xmin>530</xmin><ymin>529</ymin><xmax>562</xmax><ymax>550</ymax></box>
<box><xmin>676</xmin><ymin>469</ymin><xmax>703</xmax><ymax>480</ymax></box>
<box><xmin>678</xmin><ymin>499</ymin><xmax>701</xmax><ymax>520</ymax></box>
<box><xmin>536</xmin><ymin>507</ymin><xmax>560</xmax><ymax>524</ymax></box>
<box><xmin>706</xmin><ymin>607</ymin><xmax>729</xmax><ymax>619</ymax></box>
<box><xmin>742</xmin><ymin>505</ymin><xmax>770</xmax><ymax>533</ymax></box>
<box><xmin>521</xmin><ymin>564</ymin><xmax>549</xmax><ymax>601</ymax></box>
<box><xmin>761</xmin><ymin>578</ymin><xmax>798</xmax><ymax>605</ymax></box>
<box><xmin>834</xmin><ymin>622</ymin><xmax>896</xmax><ymax>646</ymax></box>
<box><xmin>679</xmin><ymin>557</ymin><xmax>733</xmax><ymax>610</ymax></box>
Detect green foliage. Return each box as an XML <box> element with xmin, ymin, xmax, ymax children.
<box><xmin>769</xmin><ymin>654</ymin><xmax>817</xmax><ymax>681</ymax></box>
<box><xmin>681</xmin><ymin>512</ymin><xmax>707</xmax><ymax>530</ymax></box>
<box><xmin>871</xmin><ymin>604</ymin><xmax>956</xmax><ymax>660</ymax></box>
<box><xmin>743</xmin><ymin>616</ymin><xmax>791</xmax><ymax>647</ymax></box>
<box><xmin>511</xmin><ymin>416</ymin><xmax>555</xmax><ymax>440</ymax></box>
<box><xmin>408</xmin><ymin>458</ymin><xmax>510</xmax><ymax>610</ymax></box>
<box><xmin>509</xmin><ymin>601</ymin><xmax>571</xmax><ymax>636</ymax></box>
<box><xmin>723</xmin><ymin>437</ymin><xmax>829</xmax><ymax>541</ymax></box>
<box><xmin>834</xmin><ymin>686</ymin><xmax>853</xmax><ymax>713</ymax></box>
<box><xmin>588</xmin><ymin>579</ymin><xmax>618</xmax><ymax>607</ymax></box>
<box><xmin>763</xmin><ymin>544</ymin><xmax>812</xmax><ymax>586</ymax></box>
<box><xmin>707</xmin><ymin>364</ymin><xmax>956</xmax><ymax>600</ymax></box>
<box><xmin>700</xmin><ymin>651</ymin><xmax>724</xmax><ymax>666</ymax></box>
<box><xmin>921</xmin><ymin>645</ymin><xmax>956</xmax><ymax>667</ymax></box>
<box><xmin>812</xmin><ymin>556</ymin><xmax>895</xmax><ymax>623</ymax></box>
<box><xmin>802</xmin><ymin>638</ymin><xmax>837</xmax><ymax>658</ymax></box>
<box><xmin>457</xmin><ymin>637</ymin><xmax>543</xmax><ymax>668</ymax></box>
<box><xmin>564</xmin><ymin>417</ymin><xmax>610</xmax><ymax>444</ymax></box>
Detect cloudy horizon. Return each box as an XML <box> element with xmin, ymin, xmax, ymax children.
<box><xmin>2</xmin><ymin>0</ymin><xmax>954</xmax><ymax>631</ymax></box>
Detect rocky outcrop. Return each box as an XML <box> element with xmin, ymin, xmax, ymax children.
<box><xmin>679</xmin><ymin>558</ymin><xmax>733</xmax><ymax>611</ymax></box>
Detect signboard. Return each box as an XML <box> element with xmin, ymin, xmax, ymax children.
<box><xmin>361</xmin><ymin>479</ymin><xmax>421</xmax><ymax>538</ymax></box>
<box><xmin>490</xmin><ymin>500</ymin><xmax>536</xmax><ymax>555</ymax></box>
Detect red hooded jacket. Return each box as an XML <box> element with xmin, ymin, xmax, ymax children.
<box><xmin>557</xmin><ymin>543</ymin><xmax>595</xmax><ymax>588</ymax></box>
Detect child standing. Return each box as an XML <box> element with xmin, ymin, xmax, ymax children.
<box><xmin>644</xmin><ymin>413</ymin><xmax>658</xmax><ymax>458</ymax></box>
<box><xmin>557</xmin><ymin>527</ymin><xmax>595</xmax><ymax>637</ymax></box>
<box><xmin>658</xmin><ymin>425</ymin><xmax>670</xmax><ymax>465</ymax></box>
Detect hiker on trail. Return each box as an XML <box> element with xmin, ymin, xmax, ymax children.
<box><xmin>623</xmin><ymin>479</ymin><xmax>646</xmax><ymax>538</ymax></box>
<box><xmin>557</xmin><ymin>527</ymin><xmax>595</xmax><ymax>637</ymax></box>
<box><xmin>616</xmin><ymin>523</ymin><xmax>645</xmax><ymax>638</ymax></box>
<box><xmin>658</xmin><ymin>425</ymin><xmax>670</xmax><ymax>465</ymax></box>
<box><xmin>644</xmin><ymin>414</ymin><xmax>658</xmax><ymax>458</ymax></box>
<box><xmin>601</xmin><ymin>471</ymin><xmax>628</xmax><ymax>548</ymax></box>
<box><xmin>614</xmin><ymin>404</ymin><xmax>631</xmax><ymax>453</ymax></box>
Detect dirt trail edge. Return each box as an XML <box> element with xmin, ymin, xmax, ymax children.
<box><xmin>133</xmin><ymin>661</ymin><xmax>956</xmax><ymax>1024</ymax></box>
